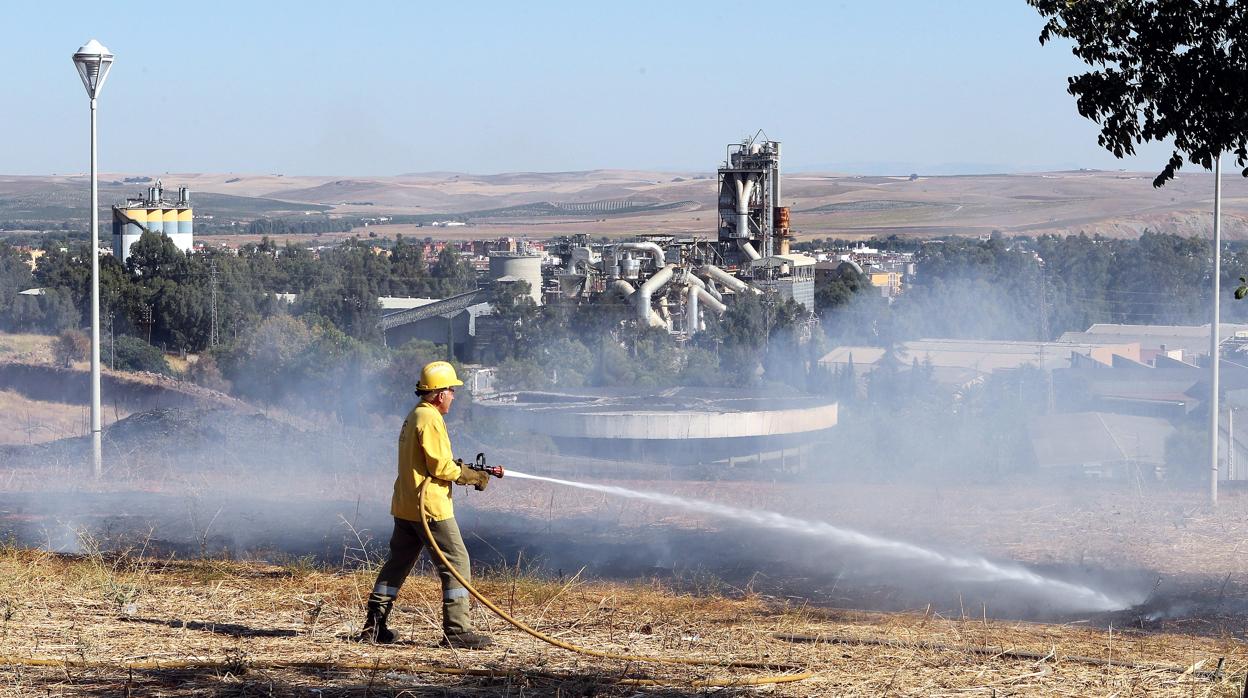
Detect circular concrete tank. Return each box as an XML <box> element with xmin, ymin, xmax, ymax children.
<box><xmin>489</xmin><ymin>252</ymin><xmax>543</xmax><ymax>306</ymax></box>
<box><xmin>474</xmin><ymin>387</ymin><xmax>837</xmax><ymax>468</ymax></box>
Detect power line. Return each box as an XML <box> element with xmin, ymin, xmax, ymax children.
<box><xmin>209</xmin><ymin>259</ymin><xmax>219</xmax><ymax>349</ymax></box>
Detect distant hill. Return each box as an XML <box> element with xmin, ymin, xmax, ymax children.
<box><xmin>2</xmin><ymin>168</ymin><xmax>1245</xmax><ymax>240</ymax></box>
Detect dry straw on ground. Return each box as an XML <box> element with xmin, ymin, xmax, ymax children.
<box><xmin>0</xmin><ymin>540</ymin><xmax>1245</xmax><ymax>697</ymax></box>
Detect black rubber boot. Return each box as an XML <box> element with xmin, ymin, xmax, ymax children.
<box><xmin>360</xmin><ymin>600</ymin><xmax>396</xmax><ymax>644</ymax></box>
<box><xmin>440</xmin><ymin>631</ymin><xmax>493</xmax><ymax>649</ymax></box>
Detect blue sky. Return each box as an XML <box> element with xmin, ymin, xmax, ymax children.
<box><xmin>2</xmin><ymin>1</ymin><xmax>1179</xmax><ymax>176</ymax></box>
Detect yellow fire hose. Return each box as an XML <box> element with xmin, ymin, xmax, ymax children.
<box><xmin>416</xmin><ymin>481</ymin><xmax>816</xmax><ymax>687</ymax></box>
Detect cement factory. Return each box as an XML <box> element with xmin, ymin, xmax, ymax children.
<box><xmin>467</xmin><ymin>135</ymin><xmax>835</xmax><ymax>468</ymax></box>
<box><xmin>370</xmin><ymin>135</ymin><xmax>835</xmax><ymax>470</ymax></box>
<box><xmin>111</xmin><ymin>180</ymin><xmax>193</xmax><ymax>262</ymax></box>
<box><xmin>381</xmin><ymin>134</ymin><xmax>815</xmax><ymax>349</ymax></box>
<box><xmin>548</xmin><ymin>136</ymin><xmax>813</xmax><ymax>331</ymax></box>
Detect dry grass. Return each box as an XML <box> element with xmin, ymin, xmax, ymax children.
<box><xmin>0</xmin><ymin>390</ymin><xmax>98</xmax><ymax>446</ymax></box>
<box><xmin>7</xmin><ymin>433</ymin><xmax>1248</xmax><ymax>694</ymax></box>
<box><xmin>169</xmin><ymin>168</ymin><xmax>1248</xmax><ymax>243</ymax></box>
<box><xmin>0</xmin><ymin>539</ymin><xmax>1245</xmax><ymax>697</ymax></box>
<box><xmin>0</xmin><ymin>333</ymin><xmax>54</xmax><ymax>364</ymax></box>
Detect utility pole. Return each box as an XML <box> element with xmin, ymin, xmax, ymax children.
<box><xmin>141</xmin><ymin>304</ymin><xmax>153</xmax><ymax>345</ymax></box>
<box><xmin>1210</xmin><ymin>155</ymin><xmax>1223</xmax><ymax>507</ymax></box>
<box><xmin>209</xmin><ymin>258</ymin><xmax>219</xmax><ymax>348</ymax></box>
<box><xmin>1038</xmin><ymin>262</ymin><xmax>1054</xmax><ymax>413</ymax></box>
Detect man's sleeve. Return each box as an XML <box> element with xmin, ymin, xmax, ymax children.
<box><xmin>421</xmin><ymin>419</ymin><xmax>463</xmax><ymax>482</ymax></box>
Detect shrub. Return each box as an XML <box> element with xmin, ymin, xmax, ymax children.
<box><xmin>111</xmin><ymin>335</ymin><xmax>172</xmax><ymax>376</ymax></box>
<box><xmin>54</xmin><ymin>329</ymin><xmax>90</xmax><ymax>368</ymax></box>
<box><xmin>188</xmin><ymin>354</ymin><xmax>230</xmax><ymax>392</ymax></box>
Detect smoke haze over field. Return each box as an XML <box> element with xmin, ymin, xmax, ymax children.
<box><xmin>5</xmin><ymin>229</ymin><xmax>1248</xmax><ymax>631</ymax></box>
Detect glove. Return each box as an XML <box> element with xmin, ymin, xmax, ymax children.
<box><xmin>455</xmin><ymin>468</ymin><xmax>490</xmax><ymax>492</ymax></box>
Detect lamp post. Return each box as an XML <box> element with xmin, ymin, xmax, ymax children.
<box><xmin>72</xmin><ymin>39</ymin><xmax>113</xmax><ymax>479</ymax></box>
<box><xmin>1210</xmin><ymin>155</ymin><xmax>1223</xmax><ymax>506</ymax></box>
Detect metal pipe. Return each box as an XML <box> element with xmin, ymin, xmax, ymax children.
<box><xmin>734</xmin><ymin>175</ymin><xmax>756</xmax><ymax>239</ymax></box>
<box><xmin>636</xmin><ymin>263</ymin><xmax>675</xmax><ymax>327</ymax></box>
<box><xmin>773</xmin><ymin>142</ymin><xmax>782</xmax><ymax>209</ymax></box>
<box><xmin>704</xmin><ymin>279</ymin><xmax>723</xmax><ymax>302</ymax></box>
<box><xmin>697</xmin><ymin>264</ymin><xmax>759</xmax><ymax>294</ymax></box>
<box><xmin>687</xmin><ymin>273</ymin><xmax>725</xmax><ymax>302</ymax></box>
<box><xmin>607</xmin><ymin>279</ymin><xmax>635</xmax><ymax>300</ymax></box>
<box><xmin>682</xmin><ymin>270</ymin><xmax>726</xmax><ymax>312</ymax></box>
<box><xmin>612</xmin><ymin>242</ymin><xmax>665</xmax><ymax>268</ymax></box>
<box><xmin>682</xmin><ymin>269</ymin><xmax>705</xmax><ymax>290</ymax></box>
<box><xmin>736</xmin><ymin>238</ymin><xmax>761</xmax><ymax>261</ymax></box>
<box><xmin>686</xmin><ymin>284</ymin><xmax>699</xmax><ymax>336</ymax></box>
<box><xmin>696</xmin><ymin>287</ymin><xmax>727</xmax><ymax>314</ymax></box>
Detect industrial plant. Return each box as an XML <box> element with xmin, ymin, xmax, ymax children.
<box><xmin>465</xmin><ymin>135</ymin><xmax>834</xmax><ymax>467</ymax></box>
<box><xmin>548</xmin><ymin>135</ymin><xmax>813</xmax><ymax>331</ymax></box>
<box><xmin>111</xmin><ymin>180</ymin><xmax>193</xmax><ymax>262</ymax></box>
<box><xmin>366</xmin><ymin>135</ymin><xmax>837</xmax><ymax>468</ymax></box>
<box><xmin>379</xmin><ymin>134</ymin><xmax>816</xmax><ymax>351</ymax></box>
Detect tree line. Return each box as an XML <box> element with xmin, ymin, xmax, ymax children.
<box><xmin>815</xmin><ymin>232</ymin><xmax>1248</xmax><ymax>347</ymax></box>
<box><xmin>0</xmin><ymin>231</ymin><xmax>476</xmax><ymax>350</ymax></box>
<box><xmin>3</xmin><ymin>229</ymin><xmax>1245</xmax><ymax>425</ymax></box>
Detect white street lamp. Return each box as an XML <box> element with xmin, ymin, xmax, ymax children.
<box><xmin>1211</xmin><ymin>155</ymin><xmax>1224</xmax><ymax>506</ymax></box>
<box><xmin>72</xmin><ymin>39</ymin><xmax>113</xmax><ymax>479</ymax></box>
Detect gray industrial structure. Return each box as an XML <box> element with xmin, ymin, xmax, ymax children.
<box><xmin>546</xmin><ymin>133</ymin><xmax>814</xmax><ymax>335</ymax></box>
<box><xmin>379</xmin><ymin>245</ymin><xmax>546</xmax><ymax>356</ymax></box>
<box><xmin>378</xmin><ymin>293</ymin><xmax>492</xmax><ymax>358</ymax></box>
<box><xmin>473</xmin><ymin>388</ymin><xmax>837</xmax><ymax>467</ymax></box>
<box><xmin>488</xmin><ymin>251</ymin><xmax>543</xmax><ymax>306</ymax></box>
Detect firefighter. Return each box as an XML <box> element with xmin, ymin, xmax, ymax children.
<box><xmin>360</xmin><ymin>360</ymin><xmax>494</xmax><ymax>648</ymax></box>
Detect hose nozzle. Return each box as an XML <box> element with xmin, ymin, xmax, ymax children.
<box><xmin>467</xmin><ymin>452</ymin><xmax>504</xmax><ymax>478</ymax></box>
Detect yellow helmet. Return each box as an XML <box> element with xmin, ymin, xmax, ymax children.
<box><xmin>417</xmin><ymin>361</ymin><xmax>463</xmax><ymax>392</ymax></box>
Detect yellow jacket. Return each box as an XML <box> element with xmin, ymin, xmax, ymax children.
<box><xmin>391</xmin><ymin>401</ymin><xmax>463</xmax><ymax>522</ymax></box>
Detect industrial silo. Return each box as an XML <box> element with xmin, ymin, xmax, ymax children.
<box><xmin>113</xmin><ymin>182</ymin><xmax>195</xmax><ymax>262</ymax></box>
<box><xmin>488</xmin><ymin>252</ymin><xmax>543</xmax><ymax>306</ymax></box>
<box><xmin>111</xmin><ymin>206</ymin><xmax>146</xmax><ymax>260</ymax></box>
<box><xmin>162</xmin><ymin>207</ymin><xmax>178</xmax><ymax>236</ymax></box>
<box><xmin>145</xmin><ymin>207</ymin><xmax>164</xmax><ymax>233</ymax></box>
<box><xmin>172</xmin><ymin>187</ymin><xmax>194</xmax><ymax>253</ymax></box>
<box><xmin>114</xmin><ymin>207</ymin><xmax>145</xmax><ymax>237</ymax></box>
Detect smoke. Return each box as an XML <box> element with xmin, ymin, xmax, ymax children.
<box><xmin>440</xmin><ymin>234</ymin><xmax>1244</xmax><ymax>628</ymax></box>
<box><xmin>506</xmin><ymin>470</ymin><xmax>1132</xmax><ymax>613</ymax></box>
<box><xmin>0</xmin><ymin>232</ymin><xmax>1236</xmax><ymax>634</ymax></box>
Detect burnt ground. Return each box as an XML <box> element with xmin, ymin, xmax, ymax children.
<box><xmin>0</xmin><ymin>487</ymin><xmax>1211</xmax><ymax>638</ymax></box>
<box><xmin>4</xmin><ymin>407</ymin><xmax>1248</xmax><ymax>644</ymax></box>
<box><xmin>0</xmin><ymin>406</ymin><xmax>388</xmax><ymax>474</ymax></box>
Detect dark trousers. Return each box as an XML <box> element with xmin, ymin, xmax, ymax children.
<box><xmin>369</xmin><ymin>517</ymin><xmax>473</xmax><ymax>634</ymax></box>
